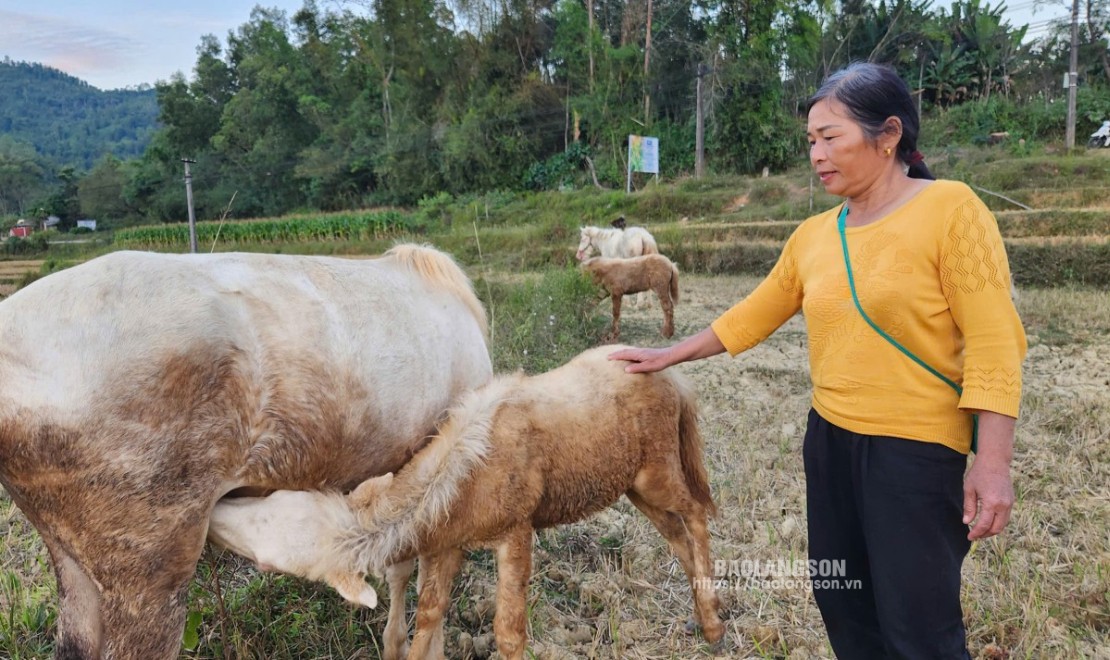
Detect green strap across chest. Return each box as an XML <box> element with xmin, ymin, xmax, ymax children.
<box><xmin>836</xmin><ymin>204</ymin><xmax>978</xmax><ymax>453</ymax></box>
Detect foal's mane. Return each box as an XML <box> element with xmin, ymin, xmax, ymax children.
<box><xmin>338</xmin><ymin>373</ymin><xmax>521</xmax><ymax>573</ymax></box>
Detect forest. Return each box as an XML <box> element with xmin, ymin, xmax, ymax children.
<box><xmin>1</xmin><ymin>0</ymin><xmax>1108</xmax><ymax>229</ymax></box>
<box><xmin>0</xmin><ymin>59</ymin><xmax>158</xmax><ymax>220</ymax></box>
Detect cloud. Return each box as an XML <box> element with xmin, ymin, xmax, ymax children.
<box><xmin>0</xmin><ymin>9</ymin><xmax>139</xmax><ymax>83</ymax></box>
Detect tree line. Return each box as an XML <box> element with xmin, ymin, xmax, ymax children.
<box><xmin>3</xmin><ymin>0</ymin><xmax>1109</xmax><ymax>230</ymax></box>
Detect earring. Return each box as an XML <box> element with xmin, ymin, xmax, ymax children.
<box><xmin>885</xmin><ymin>147</ymin><xmax>892</xmax><ymax>156</ymax></box>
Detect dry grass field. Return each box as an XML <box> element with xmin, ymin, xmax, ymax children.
<box><xmin>564</xmin><ymin>274</ymin><xmax>1110</xmax><ymax>659</ymax></box>
<box><xmin>0</xmin><ymin>260</ymin><xmax>41</xmax><ymax>297</ymax></box>
<box><xmin>3</xmin><ymin>271</ymin><xmax>1105</xmax><ymax>659</ymax></box>
<box><xmin>1</xmin><ymin>150</ymin><xmax>1107</xmax><ymax>657</ymax></box>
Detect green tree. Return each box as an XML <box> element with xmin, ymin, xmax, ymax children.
<box><xmin>0</xmin><ymin>136</ymin><xmax>47</xmax><ymax>217</ymax></box>
<box><xmin>78</xmin><ymin>155</ymin><xmax>131</xmax><ymax>225</ymax></box>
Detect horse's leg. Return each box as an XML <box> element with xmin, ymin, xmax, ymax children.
<box><xmin>626</xmin><ymin>487</ymin><xmax>723</xmax><ymax>644</ymax></box>
<box><xmin>625</xmin><ymin>491</ymin><xmax>697</xmax><ymax>580</ymax></box>
<box><xmin>609</xmin><ymin>292</ymin><xmax>623</xmax><ymax>341</ymax></box>
<box><xmin>94</xmin><ymin>518</ymin><xmax>209</xmax><ymax>660</ymax></box>
<box><xmin>9</xmin><ymin>474</ymin><xmax>210</xmax><ymax>659</ymax></box>
<box><xmin>492</xmin><ymin>526</ymin><xmax>533</xmax><ymax>660</ymax></box>
<box><xmin>407</xmin><ymin>550</ymin><xmax>463</xmax><ymax>660</ymax></box>
<box><xmin>382</xmin><ymin>559</ymin><xmax>415</xmax><ymax>660</ymax></box>
<box><xmin>43</xmin><ymin>538</ymin><xmax>102</xmax><ymax>659</ymax></box>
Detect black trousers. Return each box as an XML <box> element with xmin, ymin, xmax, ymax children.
<box><xmin>803</xmin><ymin>409</ymin><xmax>972</xmax><ymax>660</ymax></box>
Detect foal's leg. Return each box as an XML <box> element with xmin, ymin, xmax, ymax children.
<box><xmin>627</xmin><ymin>485</ymin><xmax>723</xmax><ymax>644</ymax></box>
<box><xmin>408</xmin><ymin>549</ymin><xmax>463</xmax><ymax>660</ymax></box>
<box><xmin>609</xmin><ymin>292</ymin><xmax>624</xmax><ymax>340</ymax></box>
<box><xmin>657</xmin><ymin>285</ymin><xmax>675</xmax><ymax>337</ymax></box>
<box><xmin>492</xmin><ymin>525</ymin><xmax>534</xmax><ymax>660</ymax></box>
<box><xmin>383</xmin><ymin>559</ymin><xmax>416</xmax><ymax>660</ymax></box>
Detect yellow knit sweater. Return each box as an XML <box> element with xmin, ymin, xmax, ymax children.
<box><xmin>710</xmin><ymin>180</ymin><xmax>1027</xmax><ymax>453</ymax></box>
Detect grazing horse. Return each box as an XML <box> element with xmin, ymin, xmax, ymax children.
<box><xmin>210</xmin><ymin>345</ymin><xmax>724</xmax><ymax>659</ymax></box>
<box><xmin>0</xmin><ymin>245</ymin><xmax>492</xmax><ymax>660</ymax></box>
<box><xmin>581</xmin><ymin>254</ymin><xmax>680</xmax><ymax>340</ymax></box>
<box><xmin>575</xmin><ymin>225</ymin><xmax>659</xmax><ymax>261</ymax></box>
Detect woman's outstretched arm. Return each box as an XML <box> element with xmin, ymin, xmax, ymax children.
<box><xmin>608</xmin><ymin>327</ymin><xmax>727</xmax><ymax>373</ymax></box>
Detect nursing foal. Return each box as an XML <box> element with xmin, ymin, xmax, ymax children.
<box><xmin>212</xmin><ymin>345</ymin><xmax>723</xmax><ymax>659</ymax></box>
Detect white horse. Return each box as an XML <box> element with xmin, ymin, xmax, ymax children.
<box><xmin>0</xmin><ymin>244</ymin><xmax>492</xmax><ymax>660</ymax></box>
<box><xmin>575</xmin><ymin>225</ymin><xmax>659</xmax><ymax>261</ymax></box>
<box><xmin>576</xmin><ymin>225</ymin><xmax>661</xmax><ymax>306</ymax></box>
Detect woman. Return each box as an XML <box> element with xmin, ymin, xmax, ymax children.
<box><xmin>610</xmin><ymin>62</ymin><xmax>1026</xmax><ymax>658</ymax></box>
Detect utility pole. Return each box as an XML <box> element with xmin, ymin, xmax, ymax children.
<box><xmin>1065</xmin><ymin>0</ymin><xmax>1080</xmax><ymax>150</ymax></box>
<box><xmin>643</xmin><ymin>0</ymin><xmax>653</xmax><ymax>127</ymax></box>
<box><xmin>695</xmin><ymin>63</ymin><xmax>708</xmax><ymax>178</ymax></box>
<box><xmin>182</xmin><ymin>158</ymin><xmax>198</xmax><ymax>254</ymax></box>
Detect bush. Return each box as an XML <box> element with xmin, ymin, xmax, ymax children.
<box><xmin>2</xmin><ymin>233</ymin><xmax>49</xmax><ymax>256</ymax></box>
<box><xmin>476</xmin><ymin>267</ymin><xmax>607</xmax><ymax>374</ymax></box>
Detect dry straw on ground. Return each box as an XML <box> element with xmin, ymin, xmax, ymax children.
<box><xmin>1</xmin><ymin>274</ymin><xmax>1107</xmax><ymax>659</ymax></box>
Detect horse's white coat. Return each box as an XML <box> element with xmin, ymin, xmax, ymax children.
<box><xmin>575</xmin><ymin>225</ymin><xmax>659</xmax><ymax>261</ymax></box>
<box><xmin>0</xmin><ymin>245</ymin><xmax>492</xmax><ymax>659</ymax></box>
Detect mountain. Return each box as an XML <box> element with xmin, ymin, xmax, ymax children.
<box><xmin>0</xmin><ymin>59</ymin><xmax>159</xmax><ymax>171</ymax></box>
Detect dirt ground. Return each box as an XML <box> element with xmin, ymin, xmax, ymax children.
<box><xmin>461</xmin><ymin>274</ymin><xmax>1109</xmax><ymax>660</ymax></box>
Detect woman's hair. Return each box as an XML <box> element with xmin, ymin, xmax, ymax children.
<box><xmin>807</xmin><ymin>62</ymin><xmax>934</xmax><ymax>180</ymax></box>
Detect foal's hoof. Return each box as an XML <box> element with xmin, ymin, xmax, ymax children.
<box><xmin>684</xmin><ymin>616</ymin><xmax>698</xmax><ymax>635</ymax></box>
<box><xmin>685</xmin><ymin>616</ymin><xmax>727</xmax><ymax>652</ymax></box>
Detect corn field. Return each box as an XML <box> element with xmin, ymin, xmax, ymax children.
<box><xmin>113</xmin><ymin>210</ymin><xmax>411</xmax><ymax>249</ymax></box>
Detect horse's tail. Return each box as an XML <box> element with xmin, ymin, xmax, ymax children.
<box><xmin>671</xmin><ymin>373</ymin><xmax>716</xmax><ymax>517</ymax></box>
<box><xmin>385</xmin><ymin>243</ymin><xmax>488</xmax><ymax>339</ymax></box>
<box><xmin>667</xmin><ymin>258</ymin><xmax>680</xmax><ymax>304</ymax></box>
<box><xmin>641</xmin><ymin>231</ymin><xmax>660</xmax><ymax>256</ymax></box>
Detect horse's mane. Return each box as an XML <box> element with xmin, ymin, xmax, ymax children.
<box><xmin>336</xmin><ymin>373</ymin><xmax>521</xmax><ymax>573</ymax></box>
<box><xmin>582</xmin><ymin>225</ymin><xmax>619</xmax><ymax>239</ymax></box>
<box><xmin>384</xmin><ymin>243</ymin><xmax>488</xmax><ymax>339</ymax></box>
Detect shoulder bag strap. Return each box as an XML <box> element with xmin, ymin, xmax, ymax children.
<box><xmin>836</xmin><ymin>204</ymin><xmax>977</xmax><ymax>453</ymax></box>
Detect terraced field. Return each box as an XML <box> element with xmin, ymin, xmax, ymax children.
<box><xmin>0</xmin><ymin>260</ymin><xmax>41</xmax><ymax>297</ymax></box>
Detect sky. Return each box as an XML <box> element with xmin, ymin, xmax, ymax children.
<box><xmin>0</xmin><ymin>0</ymin><xmax>1082</xmax><ymax>92</ymax></box>
<box><xmin>0</xmin><ymin>0</ymin><xmax>313</xmax><ymax>90</ymax></box>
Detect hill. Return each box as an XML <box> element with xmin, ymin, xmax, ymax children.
<box><xmin>0</xmin><ymin>59</ymin><xmax>158</xmax><ymax>170</ymax></box>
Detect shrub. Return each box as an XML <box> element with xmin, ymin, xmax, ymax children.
<box><xmin>2</xmin><ymin>233</ymin><xmax>49</xmax><ymax>256</ymax></box>
<box><xmin>476</xmin><ymin>267</ymin><xmax>606</xmax><ymax>374</ymax></box>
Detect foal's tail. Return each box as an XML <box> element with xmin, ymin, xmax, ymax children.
<box><xmin>673</xmin><ymin>374</ymin><xmax>716</xmax><ymax>517</ymax></box>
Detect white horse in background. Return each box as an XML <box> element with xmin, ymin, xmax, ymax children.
<box><xmin>575</xmin><ymin>225</ymin><xmax>659</xmax><ymax>261</ymax></box>
<box><xmin>576</xmin><ymin>225</ymin><xmax>661</xmax><ymax>307</ymax></box>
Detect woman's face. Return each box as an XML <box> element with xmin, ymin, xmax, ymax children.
<box><xmin>807</xmin><ymin>98</ymin><xmax>892</xmax><ymax>198</ymax></box>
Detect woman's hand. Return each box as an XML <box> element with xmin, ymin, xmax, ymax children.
<box><xmin>608</xmin><ymin>346</ymin><xmax>674</xmax><ymax>373</ymax></box>
<box><xmin>963</xmin><ymin>411</ymin><xmax>1016</xmax><ymax>540</ymax></box>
